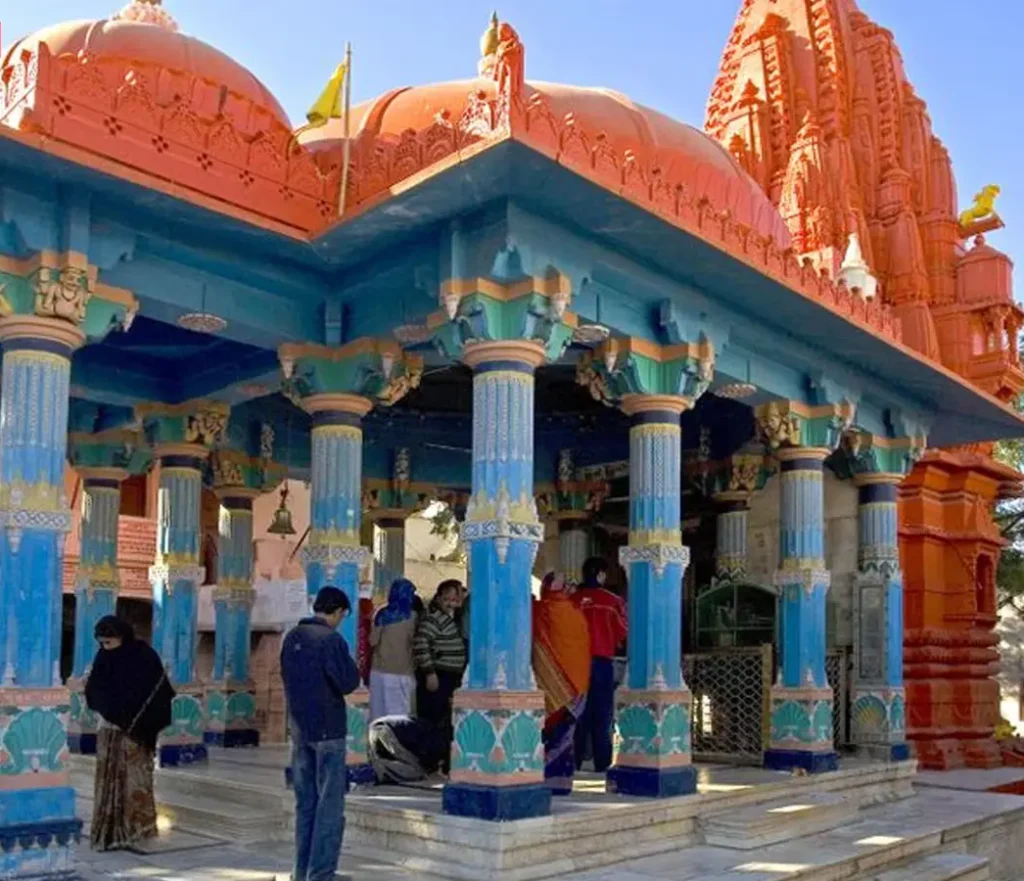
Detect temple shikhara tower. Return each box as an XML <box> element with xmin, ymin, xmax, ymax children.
<box><xmin>706</xmin><ymin>0</ymin><xmax>1024</xmax><ymax>769</ymax></box>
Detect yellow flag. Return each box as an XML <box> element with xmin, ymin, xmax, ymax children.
<box><xmin>306</xmin><ymin>62</ymin><xmax>347</xmax><ymax>127</ymax></box>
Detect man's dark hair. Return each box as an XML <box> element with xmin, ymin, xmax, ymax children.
<box><xmin>435</xmin><ymin>579</ymin><xmax>463</xmax><ymax>600</ymax></box>
<box><xmin>313</xmin><ymin>586</ymin><xmax>350</xmax><ymax>615</ymax></box>
<box><xmin>582</xmin><ymin>556</ymin><xmax>608</xmax><ymax>585</ymax></box>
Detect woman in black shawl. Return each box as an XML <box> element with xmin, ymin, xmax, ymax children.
<box><xmin>85</xmin><ymin>616</ymin><xmax>174</xmax><ymax>851</ymax></box>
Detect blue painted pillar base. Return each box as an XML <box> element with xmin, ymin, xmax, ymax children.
<box><xmin>442</xmin><ymin>781</ymin><xmax>552</xmax><ymax>821</ymax></box>
<box><xmin>66</xmin><ymin>679</ymin><xmax>98</xmax><ymax>756</ymax></box>
<box><xmin>0</xmin><ymin>689</ymin><xmax>82</xmax><ymax>877</ymax></box>
<box><xmin>608</xmin><ymin>687</ymin><xmax>696</xmax><ymax>798</ymax></box>
<box><xmin>606</xmin><ymin>764</ymin><xmax>697</xmax><ymax>798</ymax></box>
<box><xmin>445</xmin><ymin>690</ymin><xmax>550</xmax><ymax>820</ymax></box>
<box><xmin>204</xmin><ymin>683</ymin><xmax>259</xmax><ymax>749</ymax></box>
<box><xmin>852</xmin><ymin>685</ymin><xmax>907</xmax><ymax>760</ymax></box>
<box><xmin>158</xmin><ymin>689</ymin><xmax>208</xmax><ymax>768</ymax></box>
<box><xmin>765</xmin><ymin>685</ymin><xmax>837</xmax><ymax>774</ymax></box>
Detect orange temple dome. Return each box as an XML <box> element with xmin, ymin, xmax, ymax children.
<box><xmin>2</xmin><ymin>0</ymin><xmax>290</xmax><ymax>128</ymax></box>
<box><xmin>298</xmin><ymin>78</ymin><xmax>793</xmax><ymax>251</ymax></box>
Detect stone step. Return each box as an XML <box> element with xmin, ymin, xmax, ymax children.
<box><xmin>855</xmin><ymin>853</ymin><xmax>990</xmax><ymax>881</ymax></box>
<box><xmin>153</xmin><ymin>790</ymin><xmax>290</xmax><ymax>844</ymax></box>
<box><xmin>700</xmin><ymin>790</ymin><xmax>858</xmax><ymax>849</ymax></box>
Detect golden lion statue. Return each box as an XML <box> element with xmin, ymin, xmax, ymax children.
<box><xmin>959</xmin><ymin>184</ymin><xmax>1001</xmax><ymax>228</ymax></box>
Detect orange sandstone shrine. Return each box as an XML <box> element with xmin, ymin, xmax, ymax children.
<box><xmin>2</xmin><ymin>0</ymin><xmax>1024</xmax><ymax>877</ymax></box>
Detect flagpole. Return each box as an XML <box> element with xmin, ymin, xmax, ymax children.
<box><xmin>339</xmin><ymin>42</ymin><xmax>353</xmax><ymax>216</ymax></box>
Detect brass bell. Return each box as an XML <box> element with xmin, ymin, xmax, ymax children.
<box><xmin>267</xmin><ymin>483</ymin><xmax>296</xmax><ymax>537</ymax></box>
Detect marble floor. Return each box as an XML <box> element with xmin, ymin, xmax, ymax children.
<box><xmin>71</xmin><ymin>751</ymin><xmax>1024</xmax><ymax>881</ymax></box>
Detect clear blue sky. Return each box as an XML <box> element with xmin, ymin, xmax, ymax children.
<box><xmin>4</xmin><ymin>1</ymin><xmax>1022</xmax><ymax>268</ymax></box>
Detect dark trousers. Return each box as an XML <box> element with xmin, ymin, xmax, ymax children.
<box><xmin>575</xmin><ymin>657</ymin><xmax>616</xmax><ymax>773</ymax></box>
<box><xmin>415</xmin><ymin>670</ymin><xmax>461</xmax><ymax>772</ymax></box>
<box><xmin>291</xmin><ymin>736</ymin><xmax>346</xmax><ymax>881</ymax></box>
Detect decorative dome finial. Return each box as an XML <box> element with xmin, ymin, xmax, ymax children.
<box><xmin>112</xmin><ymin>0</ymin><xmax>179</xmax><ymax>32</ymax></box>
<box><xmin>478</xmin><ymin>11</ymin><xmax>500</xmax><ymax>77</ymax></box>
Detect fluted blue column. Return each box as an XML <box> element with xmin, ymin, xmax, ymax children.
<box><xmin>205</xmin><ymin>491</ymin><xmax>259</xmax><ymax>748</ymax></box>
<box><xmin>68</xmin><ymin>468</ymin><xmax>126</xmax><ymax>755</ymax></box>
<box><xmin>764</xmin><ymin>447</ymin><xmax>837</xmax><ymax>773</ymax></box>
<box><xmin>609</xmin><ymin>395</ymin><xmax>695</xmax><ymax>798</ymax></box>
<box><xmin>558</xmin><ymin>523</ymin><xmax>590</xmax><ymax>583</ymax></box>
<box><xmin>301</xmin><ymin>393</ymin><xmax>372</xmax><ymax>781</ymax></box>
<box><xmin>444</xmin><ymin>340</ymin><xmax>550</xmax><ymax>821</ymax></box>
<box><xmin>0</xmin><ymin>315</ymin><xmax>84</xmax><ymax>874</ymax></box>
<box><xmin>851</xmin><ymin>474</ymin><xmax>907</xmax><ymax>760</ymax></box>
<box><xmin>150</xmin><ymin>446</ymin><xmax>208</xmax><ymax>767</ymax></box>
<box><xmin>714</xmin><ymin>491</ymin><xmax>750</xmax><ymax>582</ymax></box>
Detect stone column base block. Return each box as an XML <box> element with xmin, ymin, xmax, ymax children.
<box><xmin>204</xmin><ymin>685</ymin><xmax>259</xmax><ymax>749</ymax></box>
<box><xmin>442</xmin><ymin>781</ymin><xmax>552</xmax><ymax>821</ymax></box>
<box><xmin>910</xmin><ymin>737</ymin><xmax>967</xmax><ymax>770</ymax></box>
<box><xmin>444</xmin><ymin>689</ymin><xmax>548</xmax><ymax>819</ymax></box>
<box><xmin>964</xmin><ymin>737</ymin><xmax>1003</xmax><ymax>769</ymax></box>
<box><xmin>766</xmin><ymin>685</ymin><xmax>836</xmax><ymax>773</ymax></box>
<box><xmin>852</xmin><ymin>686</ymin><xmax>906</xmax><ymax>753</ymax></box>
<box><xmin>763</xmin><ymin>748</ymin><xmax>839</xmax><ymax>774</ymax></box>
<box><xmin>607</xmin><ymin>764</ymin><xmax>697</xmax><ymax>798</ymax></box>
<box><xmin>158</xmin><ymin>689</ymin><xmax>208</xmax><ymax>768</ymax></box>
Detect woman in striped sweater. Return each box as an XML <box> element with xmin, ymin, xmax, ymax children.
<box><xmin>413</xmin><ymin>580</ymin><xmax>467</xmax><ymax>772</ymax></box>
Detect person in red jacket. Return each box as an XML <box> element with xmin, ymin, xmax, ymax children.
<box><xmin>573</xmin><ymin>557</ymin><xmax>627</xmax><ymax>773</ymax></box>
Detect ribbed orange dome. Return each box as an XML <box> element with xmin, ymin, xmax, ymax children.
<box><xmin>299</xmin><ymin>77</ymin><xmax>792</xmax><ymax>249</ymax></box>
<box><xmin>2</xmin><ymin>3</ymin><xmax>289</xmax><ymax>126</ymax></box>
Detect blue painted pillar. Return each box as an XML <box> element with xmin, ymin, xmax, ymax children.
<box><xmin>205</xmin><ymin>491</ymin><xmax>259</xmax><ymax>749</ymax></box>
<box><xmin>0</xmin><ymin>316</ymin><xmax>84</xmax><ymax>875</ymax></box>
<box><xmin>764</xmin><ymin>447</ymin><xmax>838</xmax><ymax>773</ymax></box>
<box><xmin>150</xmin><ymin>446</ymin><xmax>209</xmax><ymax>767</ymax></box>
<box><xmin>558</xmin><ymin>522</ymin><xmax>590</xmax><ymax>584</ymax></box>
<box><xmin>68</xmin><ymin>467</ymin><xmax>126</xmax><ymax>755</ymax></box>
<box><xmin>713</xmin><ymin>491</ymin><xmax>750</xmax><ymax>582</ymax></box>
<box><xmin>443</xmin><ymin>340</ymin><xmax>550</xmax><ymax>821</ymax></box>
<box><xmin>301</xmin><ymin>393</ymin><xmax>372</xmax><ymax>783</ymax></box>
<box><xmin>609</xmin><ymin>394</ymin><xmax>695</xmax><ymax>798</ymax></box>
<box><xmin>851</xmin><ymin>473</ymin><xmax>907</xmax><ymax>760</ymax></box>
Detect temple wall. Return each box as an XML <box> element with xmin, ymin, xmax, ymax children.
<box><xmin>747</xmin><ymin>470</ymin><xmax>859</xmax><ymax>648</ymax></box>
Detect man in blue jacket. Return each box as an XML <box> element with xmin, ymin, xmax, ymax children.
<box><xmin>281</xmin><ymin>586</ymin><xmax>361</xmax><ymax>881</ymax></box>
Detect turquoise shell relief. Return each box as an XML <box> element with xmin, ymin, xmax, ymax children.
<box><xmin>346</xmin><ymin>704</ymin><xmax>368</xmax><ymax>754</ymax></box>
<box><xmin>616</xmin><ymin>703</ymin><xmax>658</xmax><ymax>755</ymax></box>
<box><xmin>227</xmin><ymin>692</ymin><xmax>256</xmax><ymax>724</ymax></box>
<box><xmin>0</xmin><ymin>708</ymin><xmax>68</xmax><ymax>775</ymax></box>
<box><xmin>168</xmin><ymin>695</ymin><xmax>204</xmax><ymax>739</ymax></box>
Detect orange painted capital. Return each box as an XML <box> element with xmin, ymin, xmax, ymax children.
<box><xmin>463</xmin><ymin>339</ymin><xmax>547</xmax><ymax>370</ymax></box>
<box><xmin>775</xmin><ymin>446</ymin><xmax>831</xmax><ymax>463</ymax></box>
<box><xmin>302</xmin><ymin>393</ymin><xmax>374</xmax><ymax>418</ymax></box>
<box><xmin>621</xmin><ymin>394</ymin><xmax>692</xmax><ymax>416</ymax></box>
<box><xmin>77</xmin><ymin>467</ymin><xmax>130</xmax><ymax>484</ymax></box>
<box><xmin>0</xmin><ymin>316</ymin><xmax>85</xmax><ymax>352</ymax></box>
<box><xmin>154</xmin><ymin>443</ymin><xmax>210</xmax><ymax>462</ymax></box>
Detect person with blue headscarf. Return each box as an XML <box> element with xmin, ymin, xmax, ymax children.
<box><xmin>369</xmin><ymin>578</ymin><xmax>420</xmax><ymax>721</ymax></box>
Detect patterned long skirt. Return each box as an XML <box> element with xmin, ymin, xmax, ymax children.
<box><xmin>91</xmin><ymin>727</ymin><xmax>158</xmax><ymax>851</ymax></box>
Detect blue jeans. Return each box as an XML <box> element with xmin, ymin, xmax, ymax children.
<box><xmin>292</xmin><ymin>737</ymin><xmax>347</xmax><ymax>881</ymax></box>
<box><xmin>574</xmin><ymin>658</ymin><xmax>616</xmax><ymax>772</ymax></box>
